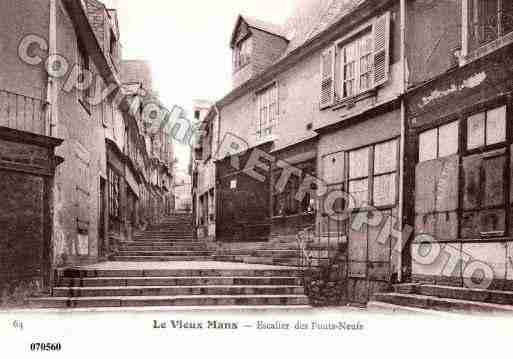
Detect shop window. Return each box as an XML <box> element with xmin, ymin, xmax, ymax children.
<box><xmin>419</xmin><ymin>121</ymin><xmax>459</xmax><ymax>162</ymax></box>
<box><xmin>348</xmin><ymin>139</ymin><xmax>399</xmax><ymax>208</ymax></box>
<box><xmin>273</xmin><ymin>160</ymin><xmax>315</xmax><ymax>217</ymax></box>
<box><xmin>467</xmin><ymin>106</ymin><xmax>506</xmax><ymax>150</ymax></box>
<box><xmin>415</xmin><ymin>105</ymin><xmax>510</xmax><ymax>240</ymax></box>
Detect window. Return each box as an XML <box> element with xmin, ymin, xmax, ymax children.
<box><xmin>471</xmin><ymin>0</ymin><xmax>513</xmax><ymax>45</ymax></box>
<box><xmin>320</xmin><ymin>12</ymin><xmax>390</xmax><ymax>108</ymax></box>
<box><xmin>233</xmin><ymin>37</ymin><xmax>252</xmax><ymax>71</ymax></box>
<box><xmin>77</xmin><ymin>39</ymin><xmax>91</xmax><ymax>113</ymax></box>
<box><xmin>340</xmin><ymin>32</ymin><xmax>373</xmax><ymax>98</ymax></box>
<box><xmin>415</xmin><ymin>105</ymin><xmax>509</xmax><ymax>240</ymax></box>
<box><xmin>348</xmin><ymin>139</ymin><xmax>398</xmax><ymax>208</ymax></box>
<box><xmin>419</xmin><ymin>121</ymin><xmax>459</xmax><ymax>162</ymax></box>
<box><xmin>273</xmin><ymin>160</ymin><xmax>315</xmax><ymax>217</ymax></box>
<box><xmin>110</xmin><ymin>30</ymin><xmax>116</xmax><ymax>58</ymax></box>
<box><xmin>467</xmin><ymin>105</ymin><xmax>506</xmax><ymax>150</ymax></box>
<box><xmin>108</xmin><ymin>168</ymin><xmax>121</xmax><ymax>219</ymax></box>
<box><xmin>257</xmin><ymin>84</ymin><xmax>278</xmax><ymax>139</ymax></box>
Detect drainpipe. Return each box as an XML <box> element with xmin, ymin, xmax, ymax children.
<box><xmin>214</xmin><ymin>103</ymin><xmax>221</xmax><ymax>241</ymax></box>
<box><xmin>398</xmin><ymin>0</ymin><xmax>407</xmax><ymax>283</ymax></box>
<box><xmin>46</xmin><ymin>0</ymin><xmax>58</xmax><ymax>295</ymax></box>
<box><xmin>47</xmin><ymin>0</ymin><xmax>58</xmax><ymax>137</ymax></box>
<box><xmin>214</xmin><ymin>103</ymin><xmax>221</xmax><ymax>156</ymax></box>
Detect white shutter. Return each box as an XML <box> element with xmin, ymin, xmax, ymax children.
<box><xmin>373</xmin><ymin>11</ymin><xmax>391</xmax><ymax>87</ymax></box>
<box><xmin>320</xmin><ymin>46</ymin><xmax>336</xmax><ymax>108</ymax></box>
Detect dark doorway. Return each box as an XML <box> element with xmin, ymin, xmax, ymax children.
<box><xmin>98</xmin><ymin>178</ymin><xmax>106</xmax><ymax>257</ymax></box>
<box><xmin>0</xmin><ymin>170</ymin><xmax>46</xmax><ymax>291</ymax></box>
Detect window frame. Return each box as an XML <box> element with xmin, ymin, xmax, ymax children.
<box><xmin>256</xmin><ymin>82</ymin><xmax>279</xmax><ymax>140</ymax></box>
<box><xmin>337</xmin><ymin>29</ymin><xmax>374</xmax><ymax>100</ymax></box>
<box><xmin>471</xmin><ymin>0</ymin><xmax>513</xmax><ymax>45</ymax></box>
<box><xmin>108</xmin><ymin>166</ymin><xmax>121</xmax><ymax>220</ymax></box>
<box><xmin>346</xmin><ymin>138</ymin><xmax>400</xmax><ymax>210</ymax></box>
<box><xmin>272</xmin><ymin>159</ymin><xmax>316</xmax><ymax>218</ymax></box>
<box><xmin>415</xmin><ymin>102</ymin><xmax>512</xmax><ymax>240</ymax></box>
<box><xmin>77</xmin><ymin>38</ymin><xmax>91</xmax><ymax>115</ymax></box>
<box><xmin>466</xmin><ymin>105</ymin><xmax>508</xmax><ymax>152</ymax></box>
<box><xmin>233</xmin><ymin>36</ymin><xmax>252</xmax><ymax>72</ymax></box>
<box><xmin>418</xmin><ymin>120</ymin><xmax>461</xmax><ymax>163</ymax></box>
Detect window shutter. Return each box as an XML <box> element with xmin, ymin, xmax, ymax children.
<box><xmin>373</xmin><ymin>11</ymin><xmax>391</xmax><ymax>87</ymax></box>
<box><xmin>320</xmin><ymin>46</ymin><xmax>336</xmax><ymax>108</ymax></box>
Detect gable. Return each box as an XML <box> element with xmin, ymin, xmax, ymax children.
<box><xmin>231</xmin><ymin>17</ymin><xmax>252</xmax><ymax>48</ymax></box>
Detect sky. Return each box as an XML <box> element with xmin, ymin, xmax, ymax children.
<box><xmin>102</xmin><ymin>0</ymin><xmax>297</xmax><ymax>174</ymax></box>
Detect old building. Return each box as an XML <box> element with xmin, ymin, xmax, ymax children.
<box><xmin>403</xmin><ymin>0</ymin><xmax>513</xmax><ymax>290</ymax></box>
<box><xmin>0</xmin><ymin>0</ymin><xmax>174</xmax><ymax>295</ymax></box>
<box><xmin>192</xmin><ymin>0</ymin><xmax>407</xmax><ymax>302</ymax></box>
<box><xmin>192</xmin><ymin>99</ymin><xmax>215</xmax><ymax>240</ymax></box>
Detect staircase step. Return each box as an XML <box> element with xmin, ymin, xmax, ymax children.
<box><xmin>119</xmin><ymin>244</ymin><xmax>208</xmax><ymax>252</ymax></box>
<box><xmin>394</xmin><ymin>284</ymin><xmax>513</xmax><ymax>306</ymax></box>
<box><xmin>115</xmin><ymin>251</ymin><xmax>213</xmax><ymax>257</ymax></box>
<box><xmin>31</xmin><ymin>294</ymin><xmax>310</xmax><ymax>308</ymax></box>
<box><xmin>127</xmin><ymin>241</ymin><xmax>200</xmax><ymax>245</ymax></box>
<box><xmin>53</xmin><ymin>285</ymin><xmax>304</xmax><ymax>297</ymax></box>
<box><xmin>367</xmin><ymin>301</ymin><xmax>448</xmax><ymax>314</ymax></box>
<box><xmin>372</xmin><ymin>293</ymin><xmax>513</xmax><ymax>313</ymax></box>
<box><xmin>111</xmin><ymin>256</ymin><xmax>214</xmax><ymax>262</ymax></box>
<box><xmin>58</xmin><ymin>276</ymin><xmax>302</xmax><ymax>287</ymax></box>
<box><xmin>62</xmin><ymin>268</ymin><xmax>302</xmax><ymax>278</ymax></box>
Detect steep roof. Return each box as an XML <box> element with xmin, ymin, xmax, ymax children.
<box><xmin>241</xmin><ymin>15</ymin><xmax>288</xmax><ymax>39</ymax></box>
<box><xmin>230</xmin><ymin>15</ymin><xmax>288</xmax><ymax>47</ymax></box>
<box><xmin>221</xmin><ymin>0</ymin><xmax>368</xmax><ymax>107</ymax></box>
<box><xmin>282</xmin><ymin>0</ymin><xmax>363</xmax><ymax>56</ymax></box>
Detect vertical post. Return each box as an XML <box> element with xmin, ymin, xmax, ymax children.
<box><xmin>398</xmin><ymin>0</ymin><xmax>408</xmax><ymax>283</ymax></box>
<box><xmin>48</xmin><ymin>0</ymin><xmax>57</xmax><ymax>137</ymax></box>
<box><xmin>462</xmin><ymin>0</ymin><xmax>469</xmax><ymax>59</ymax></box>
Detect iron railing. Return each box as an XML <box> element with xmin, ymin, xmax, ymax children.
<box><xmin>0</xmin><ymin>89</ymin><xmax>47</xmax><ymax>135</ymax></box>
<box><xmin>296</xmin><ymin>216</ymin><xmax>348</xmax><ymax>295</ymax></box>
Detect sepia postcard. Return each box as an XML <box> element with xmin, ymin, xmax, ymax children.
<box><xmin>1</xmin><ymin>0</ymin><xmax>513</xmax><ymax>356</ymax></box>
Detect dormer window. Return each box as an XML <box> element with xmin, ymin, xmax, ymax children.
<box><xmin>233</xmin><ymin>37</ymin><xmax>252</xmax><ymax>72</ymax></box>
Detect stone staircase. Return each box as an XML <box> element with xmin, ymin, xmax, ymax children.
<box><xmin>211</xmin><ymin>237</ymin><xmax>302</xmax><ymax>267</ymax></box>
<box><xmin>112</xmin><ymin>213</ymin><xmax>214</xmax><ymax>262</ymax></box>
<box><xmin>30</xmin><ymin>213</ymin><xmax>310</xmax><ymax>309</ymax></box>
<box><xmin>30</xmin><ymin>265</ymin><xmax>309</xmax><ymax>309</ymax></box>
<box><xmin>368</xmin><ymin>283</ymin><xmax>513</xmax><ymax>314</ymax></box>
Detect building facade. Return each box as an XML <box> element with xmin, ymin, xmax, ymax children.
<box><xmin>405</xmin><ymin>0</ymin><xmax>513</xmax><ymax>291</ymax></box>
<box><xmin>0</xmin><ymin>0</ymin><xmax>174</xmax><ymax>294</ymax></box>
<box><xmin>193</xmin><ymin>0</ymin><xmax>513</xmax><ymax>303</ymax></box>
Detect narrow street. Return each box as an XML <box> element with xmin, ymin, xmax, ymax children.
<box><xmin>30</xmin><ymin>212</ymin><xmax>309</xmax><ymax>310</ymax></box>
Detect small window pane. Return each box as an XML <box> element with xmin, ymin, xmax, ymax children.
<box><xmin>419</xmin><ymin>128</ymin><xmax>437</xmax><ymax>162</ymax></box>
<box><xmin>373</xmin><ymin>173</ymin><xmax>396</xmax><ymax>207</ymax></box>
<box><xmin>467</xmin><ymin>112</ymin><xmax>485</xmax><ymax>150</ymax></box>
<box><xmin>349</xmin><ymin>179</ymin><xmax>369</xmax><ymax>208</ymax></box>
<box><xmin>349</xmin><ymin>147</ymin><xmax>369</xmax><ymax>179</ymax></box>
<box><xmin>323</xmin><ymin>152</ymin><xmax>345</xmax><ymax>184</ymax></box>
<box><xmin>438</xmin><ymin>121</ymin><xmax>459</xmax><ymax>158</ymax></box>
<box><xmin>486</xmin><ymin>105</ymin><xmax>506</xmax><ymax>145</ymax></box>
<box><xmin>374</xmin><ymin>140</ymin><xmax>397</xmax><ymax>174</ymax></box>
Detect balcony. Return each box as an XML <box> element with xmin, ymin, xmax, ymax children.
<box><xmin>0</xmin><ymin>89</ymin><xmax>47</xmax><ymax>136</ymax></box>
